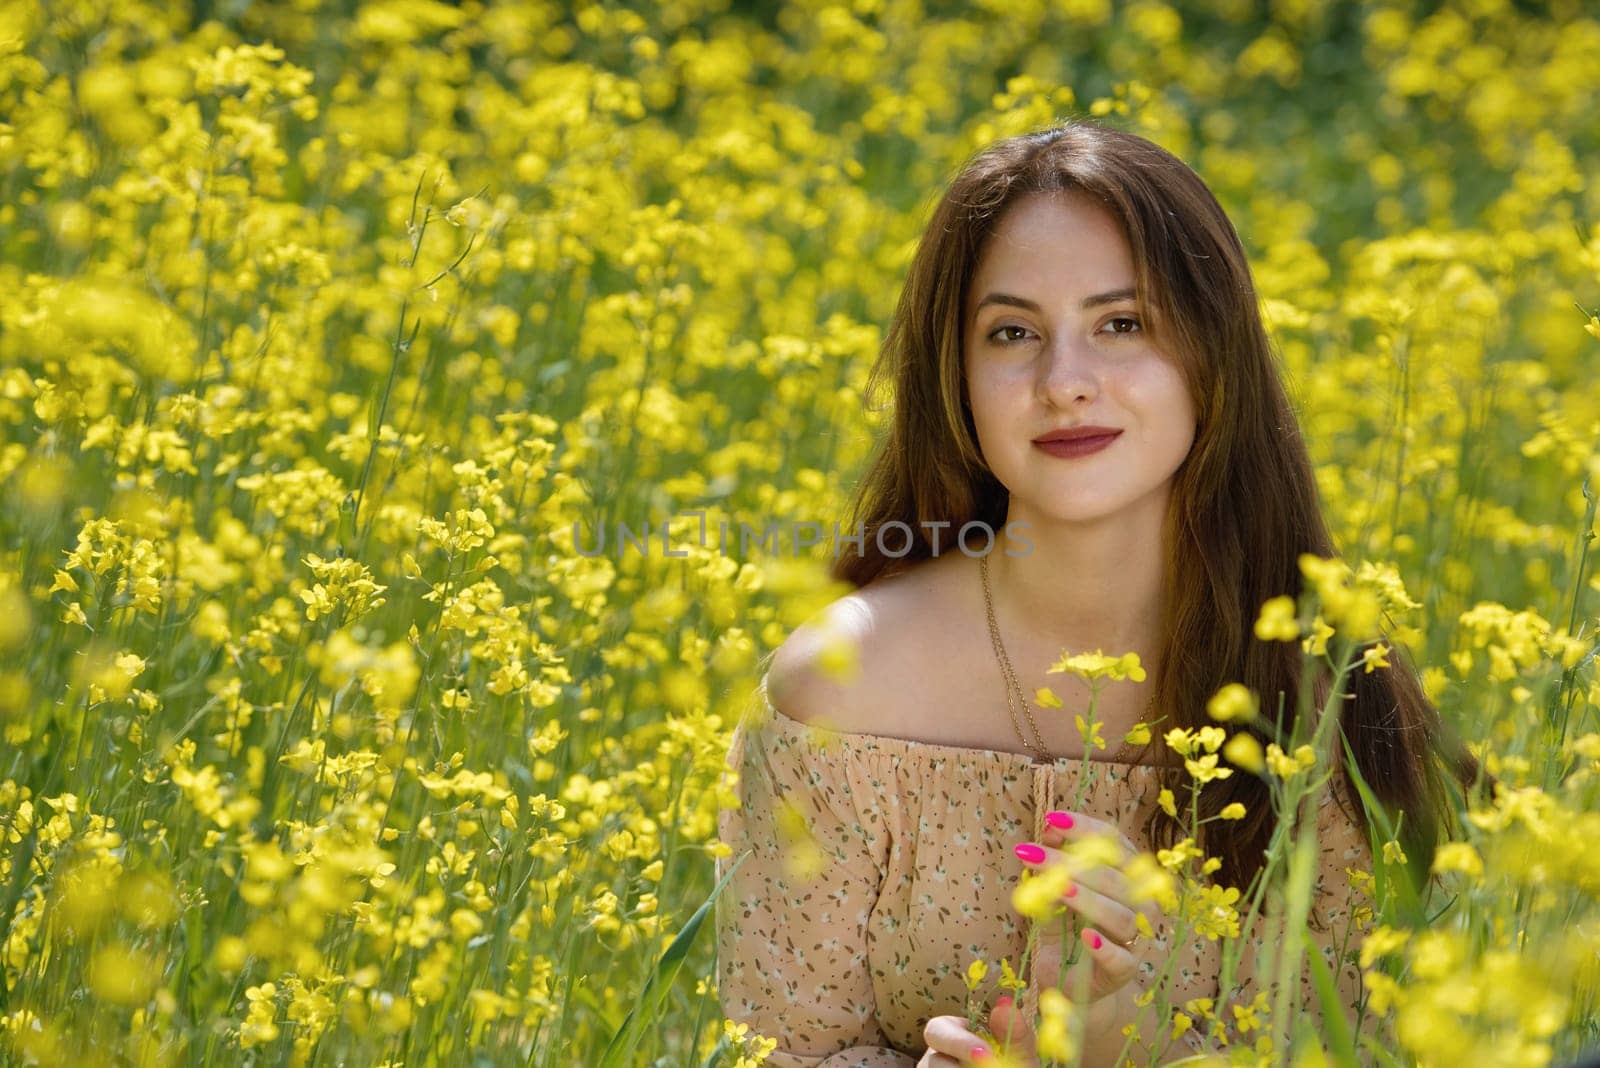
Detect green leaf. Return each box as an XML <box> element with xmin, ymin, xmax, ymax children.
<box><xmin>698</xmin><ymin>1033</ymin><xmax>730</xmax><ymax>1068</ymax></box>
<box><xmin>1338</xmin><ymin>730</ymin><xmax>1426</xmax><ymax>925</ymax></box>
<box><xmin>597</xmin><ymin>850</ymin><xmax>749</xmax><ymax>1068</ymax></box>
<box><xmin>1304</xmin><ymin>940</ymin><xmax>1358</xmax><ymax>1066</ymax></box>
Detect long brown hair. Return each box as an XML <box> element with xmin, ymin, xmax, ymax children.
<box><xmin>828</xmin><ymin>118</ymin><xmax>1492</xmax><ymax>900</ymax></box>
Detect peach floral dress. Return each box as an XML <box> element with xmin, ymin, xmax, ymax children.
<box><xmin>715</xmin><ymin>673</ymin><xmax>1378</xmax><ymax>1067</ymax></box>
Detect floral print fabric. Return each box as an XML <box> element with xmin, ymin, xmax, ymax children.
<box><xmin>715</xmin><ymin>674</ymin><xmax>1377</xmax><ymax>1067</ymax></box>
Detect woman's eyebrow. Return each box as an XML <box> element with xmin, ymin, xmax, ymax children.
<box><xmin>972</xmin><ymin>287</ymin><xmax>1138</xmax><ymax>314</ymax></box>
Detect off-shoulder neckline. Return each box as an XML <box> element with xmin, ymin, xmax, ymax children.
<box><xmin>756</xmin><ymin>671</ymin><xmax>1178</xmax><ymax>772</ymax></box>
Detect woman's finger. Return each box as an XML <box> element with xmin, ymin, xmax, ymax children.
<box><xmin>1079</xmin><ymin>923</ymin><xmax>1144</xmax><ymax>990</ymax></box>
<box><xmin>1014</xmin><ymin>843</ymin><xmax>1160</xmax><ymax>945</ymax></box>
<box><xmin>1039</xmin><ymin>810</ymin><xmax>1139</xmax><ymax>861</ymax></box>
<box><xmin>1049</xmin><ymin>872</ymin><xmax>1143</xmax><ymax>948</ymax></box>
<box><xmin>1019</xmin><ymin>826</ymin><xmax>1170</xmax><ymax>943</ymax></box>
<box><xmin>1036</xmin><ymin>853</ymin><xmax>1131</xmax><ymax>900</ymax></box>
<box><xmin>921</xmin><ymin>1013</ymin><xmax>998</xmax><ymax>1065</ymax></box>
<box><xmin>988</xmin><ymin>997</ymin><xmax>1039</xmax><ymax>1063</ymax></box>
<box><xmin>1030</xmin><ymin>914</ymin><xmax>1148</xmax><ymax>1004</ymax></box>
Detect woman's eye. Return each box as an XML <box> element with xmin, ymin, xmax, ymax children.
<box><xmin>988</xmin><ymin>325</ymin><xmax>1031</xmax><ymax>344</ymax></box>
<box><xmin>985</xmin><ymin>318</ymin><xmax>1140</xmax><ymax>344</ymax></box>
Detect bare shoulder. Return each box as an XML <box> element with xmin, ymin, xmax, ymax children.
<box><xmin>765</xmin><ymin>553</ymin><xmax>973</xmax><ymax>733</ymax></box>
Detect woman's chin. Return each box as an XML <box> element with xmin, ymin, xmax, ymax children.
<box><xmin>1024</xmin><ymin>504</ymin><xmax>1128</xmax><ymax>527</ymax></box>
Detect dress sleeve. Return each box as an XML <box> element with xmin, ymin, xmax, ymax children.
<box><xmin>714</xmin><ymin>692</ymin><xmax>916</xmax><ymax>1068</ymax></box>
<box><xmin>1218</xmin><ymin>778</ymin><xmax>1381</xmax><ymax>1050</ymax></box>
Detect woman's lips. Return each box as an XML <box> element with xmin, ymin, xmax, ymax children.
<box><xmin>1033</xmin><ymin>431</ymin><xmax>1121</xmax><ymax>458</ymax></box>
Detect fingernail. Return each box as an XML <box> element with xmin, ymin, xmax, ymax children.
<box><xmin>1064</xmin><ymin>881</ymin><xmax>1077</xmax><ymax>898</ymax></box>
<box><xmin>1014</xmin><ymin>842</ymin><xmax>1046</xmax><ymax>864</ymax></box>
<box><xmin>994</xmin><ymin>995</ymin><xmax>1013</xmax><ymax>1010</ymax></box>
<box><xmin>972</xmin><ymin>1045</ymin><xmax>991</xmax><ymax>1060</ymax></box>
<box><xmin>1085</xmin><ymin>929</ymin><xmax>1103</xmax><ymax>950</ymax></box>
<box><xmin>1045</xmin><ymin>810</ymin><xmax>1074</xmax><ymax>829</ymax></box>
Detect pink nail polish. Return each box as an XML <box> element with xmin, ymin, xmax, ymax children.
<box><xmin>1064</xmin><ymin>881</ymin><xmax>1077</xmax><ymax>898</ymax></box>
<box><xmin>1045</xmin><ymin>810</ymin><xmax>1074</xmax><ymax>829</ymax></box>
<box><xmin>1086</xmin><ymin>930</ymin><xmax>1103</xmax><ymax>950</ymax></box>
<box><xmin>972</xmin><ymin>1046</ymin><xmax>991</xmax><ymax>1060</ymax></box>
<box><xmin>994</xmin><ymin>995</ymin><xmax>1013</xmax><ymax>1010</ymax></box>
<box><xmin>1014</xmin><ymin>842</ymin><xmax>1046</xmax><ymax>864</ymax></box>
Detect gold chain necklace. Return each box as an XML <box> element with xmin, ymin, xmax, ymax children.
<box><xmin>981</xmin><ymin>552</ymin><xmax>1053</xmax><ymax>762</ymax></box>
<box><xmin>980</xmin><ymin>553</ymin><xmax>1152</xmax><ymax>765</ymax></box>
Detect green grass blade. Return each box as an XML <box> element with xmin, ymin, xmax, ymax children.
<box><xmin>598</xmin><ymin>850</ymin><xmax>748</xmax><ymax>1068</ymax></box>
<box><xmin>1339</xmin><ymin>729</ymin><xmax>1427</xmax><ymax>924</ymax></box>
<box><xmin>1305</xmin><ymin>936</ymin><xmax>1359</xmax><ymax>1066</ymax></box>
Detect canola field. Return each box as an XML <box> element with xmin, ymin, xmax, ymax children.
<box><xmin>0</xmin><ymin>0</ymin><xmax>1598</xmax><ymax>1065</ymax></box>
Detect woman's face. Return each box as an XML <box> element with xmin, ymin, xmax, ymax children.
<box><xmin>962</xmin><ymin>189</ymin><xmax>1199</xmax><ymax>529</ymax></box>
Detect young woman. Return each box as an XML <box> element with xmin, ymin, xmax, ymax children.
<box><xmin>714</xmin><ymin>120</ymin><xmax>1487</xmax><ymax>1067</ymax></box>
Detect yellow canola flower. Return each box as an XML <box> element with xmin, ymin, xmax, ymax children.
<box><xmin>1254</xmin><ymin>595</ymin><xmax>1300</xmax><ymax>641</ymax></box>
<box><xmin>1302</xmin><ymin>615</ymin><xmax>1336</xmax><ymax>657</ymax></box>
<box><xmin>300</xmin><ymin>553</ymin><xmax>389</xmax><ymax>622</ymax></box>
<box><xmin>1184</xmin><ymin>754</ymin><xmax>1234</xmax><ymax>784</ymax></box>
<box><xmin>1185</xmin><ymin>883</ymin><xmax>1243</xmax><ymax>941</ymax></box>
<box><xmin>1036</xmin><ymin>987</ymin><xmax>1078</xmax><ymax>1061</ymax></box>
<box><xmin>1407</xmin><ymin>929</ymin><xmax>1465</xmax><ymax>982</ymax></box>
<box><xmin>1064</xmin><ymin>832</ymin><xmax>1126</xmax><ymax>869</ymax></box>
<box><xmin>1075</xmin><ymin>713</ymin><xmax>1107</xmax><ymax>751</ymax></box>
<box><xmin>1360</xmin><ymin>925</ymin><xmax>1413</xmax><ymax>970</ymax></box>
<box><xmin>816</xmin><ymin>628</ymin><xmax>861</xmax><ymax>684</ymax></box>
<box><xmin>775</xmin><ymin>799</ymin><xmax>824</xmax><ymax>883</ymax></box>
<box><xmin>79</xmin><ymin>648</ymin><xmax>146</xmax><ymax>705</ymax></box>
<box><xmin>1545</xmin><ymin>630</ymin><xmax>1588</xmax><ymax>670</ymax></box>
<box><xmin>1158</xmin><ymin>837</ymin><xmax>1204</xmax><ymax>873</ymax></box>
<box><xmin>1431</xmin><ymin>841</ymin><xmax>1484</xmax><ymax>881</ymax></box>
<box><xmin>1354</xmin><ymin>561</ymin><xmax>1422</xmax><ymax>614</ymax></box>
<box><xmin>1265</xmin><ymin>743</ymin><xmax>1317</xmax><ymax>779</ymax></box>
<box><xmin>1299</xmin><ymin>554</ymin><xmax>1382</xmax><ymax>640</ymax></box>
<box><xmin>34</xmin><ymin>277</ymin><xmax>198</xmax><ymax>383</ymax></box>
<box><xmin>55</xmin><ymin>861</ymin><xmax>119</xmax><ymax>936</ymax></box>
<box><xmin>241</xmin><ymin>983</ymin><xmax>280</xmax><ymax>1049</ymax></box>
<box><xmin>0</xmin><ymin>583</ymin><xmax>32</xmax><ymax>654</ymax></box>
<box><xmin>1422</xmin><ymin>666</ymin><xmax>1449</xmax><ymax>702</ymax></box>
<box><xmin>1123</xmin><ymin>853</ymin><xmax>1179</xmax><ymax>914</ymax></box>
<box><xmin>1168</xmin><ymin>726</ymin><xmax>1233</xmax><ymax>782</ymax></box>
<box><xmin>1012</xmin><ymin>861</ymin><xmax>1073</xmax><ymax>921</ymax></box>
<box><xmin>88</xmin><ymin>944</ymin><xmax>159</xmax><ymax>1005</ymax></box>
<box><xmin>1224</xmin><ymin>732</ymin><xmax>1266</xmax><ymax>774</ymax></box>
<box><xmin>1164</xmin><ymin>722</ymin><xmax>1222</xmax><ymax>754</ymax></box>
<box><xmin>450</xmin><ymin>908</ymin><xmax>484</xmax><ymax>939</ymax></box>
<box><xmin>316</xmin><ymin>630</ymin><xmax>419</xmax><ymax>712</ymax></box>
<box><xmin>1050</xmin><ymin>649</ymin><xmax>1147</xmax><ymax>682</ymax></box>
<box><xmin>1206</xmin><ymin>683</ymin><xmax>1259</xmax><ymax>723</ymax></box>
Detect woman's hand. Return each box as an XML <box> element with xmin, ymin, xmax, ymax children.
<box><xmin>918</xmin><ymin>995</ymin><xmax>1041</xmax><ymax>1066</ymax></box>
<box><xmin>1013</xmin><ymin>810</ymin><xmax>1163</xmax><ymax>1007</ymax></box>
<box><xmin>918</xmin><ymin>811</ymin><xmax>1163</xmax><ymax>1065</ymax></box>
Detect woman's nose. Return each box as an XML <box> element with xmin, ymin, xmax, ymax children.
<box><xmin>1037</xmin><ymin>337</ymin><xmax>1099</xmax><ymax>406</ymax></box>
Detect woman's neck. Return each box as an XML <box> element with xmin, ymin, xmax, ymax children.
<box><xmin>988</xmin><ymin>503</ymin><xmax>1167</xmax><ymax>659</ymax></box>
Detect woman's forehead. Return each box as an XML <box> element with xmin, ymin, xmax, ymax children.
<box><xmin>967</xmin><ymin>197</ymin><xmax>1138</xmax><ymax>312</ymax></box>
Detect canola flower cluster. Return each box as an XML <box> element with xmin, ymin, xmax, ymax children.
<box><xmin>0</xmin><ymin>0</ymin><xmax>1597</xmax><ymax>1065</ymax></box>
